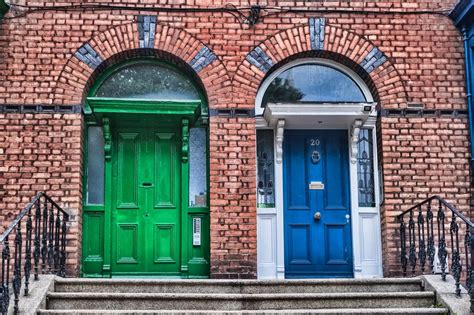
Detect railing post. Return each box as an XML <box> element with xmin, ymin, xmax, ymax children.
<box><xmin>450</xmin><ymin>216</ymin><xmax>461</xmax><ymax>296</ymax></box>
<box><xmin>426</xmin><ymin>200</ymin><xmax>435</xmax><ymax>272</ymax></box>
<box><xmin>470</xmin><ymin>226</ymin><xmax>474</xmax><ymax>312</ymax></box>
<box><xmin>437</xmin><ymin>200</ymin><xmax>448</xmax><ymax>281</ymax></box>
<box><xmin>1</xmin><ymin>238</ymin><xmax>10</xmax><ymax>315</ymax></box>
<box><xmin>24</xmin><ymin>208</ymin><xmax>33</xmax><ymax>296</ymax></box>
<box><xmin>12</xmin><ymin>223</ymin><xmax>22</xmax><ymax>314</ymax></box>
<box><xmin>408</xmin><ymin>210</ymin><xmax>417</xmax><ymax>275</ymax></box>
<box><xmin>399</xmin><ymin>215</ymin><xmax>407</xmax><ymax>276</ymax></box>
<box><xmin>33</xmin><ymin>198</ymin><xmax>41</xmax><ymax>280</ymax></box>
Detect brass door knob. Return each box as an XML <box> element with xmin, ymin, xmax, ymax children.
<box><xmin>314</xmin><ymin>212</ymin><xmax>321</xmax><ymax>220</ymax></box>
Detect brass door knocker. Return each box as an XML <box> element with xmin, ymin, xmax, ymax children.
<box><xmin>311</xmin><ymin>150</ymin><xmax>320</xmax><ymax>164</ymax></box>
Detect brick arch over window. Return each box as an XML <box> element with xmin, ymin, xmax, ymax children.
<box><xmin>234</xmin><ymin>23</ymin><xmax>408</xmax><ymax>109</ymax></box>
<box><xmin>83</xmin><ymin>49</ymin><xmax>209</xmax><ymax>104</ymax></box>
<box><xmin>53</xmin><ymin>22</ymin><xmax>230</xmax><ymax>108</ymax></box>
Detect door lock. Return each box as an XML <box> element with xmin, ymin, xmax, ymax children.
<box><xmin>314</xmin><ymin>212</ymin><xmax>321</xmax><ymax>221</ymax></box>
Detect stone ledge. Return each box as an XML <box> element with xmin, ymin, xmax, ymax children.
<box><xmin>8</xmin><ymin>275</ymin><xmax>56</xmax><ymax>314</ymax></box>
<box><xmin>420</xmin><ymin>274</ymin><xmax>471</xmax><ymax>315</ymax></box>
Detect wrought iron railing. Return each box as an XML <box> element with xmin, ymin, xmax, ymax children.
<box><xmin>0</xmin><ymin>192</ymin><xmax>69</xmax><ymax>314</ymax></box>
<box><xmin>397</xmin><ymin>195</ymin><xmax>474</xmax><ymax>311</ymax></box>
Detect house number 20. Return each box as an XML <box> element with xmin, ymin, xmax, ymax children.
<box><xmin>310</xmin><ymin>139</ymin><xmax>320</xmax><ymax>146</ymax></box>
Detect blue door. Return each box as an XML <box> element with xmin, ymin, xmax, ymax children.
<box><xmin>284</xmin><ymin>130</ymin><xmax>353</xmax><ymax>278</ymax></box>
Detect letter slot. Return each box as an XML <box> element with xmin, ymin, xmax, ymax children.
<box><xmin>309</xmin><ymin>182</ymin><xmax>325</xmax><ymax>190</ymax></box>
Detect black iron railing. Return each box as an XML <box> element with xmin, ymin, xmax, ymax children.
<box><xmin>0</xmin><ymin>192</ymin><xmax>69</xmax><ymax>314</ymax></box>
<box><xmin>398</xmin><ymin>195</ymin><xmax>474</xmax><ymax>311</ymax></box>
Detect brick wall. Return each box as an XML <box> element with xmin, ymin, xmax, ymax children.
<box><xmin>380</xmin><ymin>116</ymin><xmax>471</xmax><ymax>276</ymax></box>
<box><xmin>0</xmin><ymin>113</ymin><xmax>83</xmax><ymax>276</ymax></box>
<box><xmin>0</xmin><ymin>0</ymin><xmax>469</xmax><ymax>277</ymax></box>
<box><xmin>209</xmin><ymin>116</ymin><xmax>257</xmax><ymax>278</ymax></box>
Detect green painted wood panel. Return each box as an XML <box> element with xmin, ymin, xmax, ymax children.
<box><xmin>154</xmin><ymin>224</ymin><xmax>177</xmax><ymax>264</ymax></box>
<box><xmin>111</xmin><ymin>127</ymin><xmax>181</xmax><ymax>276</ymax></box>
<box><xmin>117</xmin><ymin>224</ymin><xmax>139</xmax><ymax>263</ymax></box>
<box><xmin>153</xmin><ymin>133</ymin><xmax>177</xmax><ymax>208</ymax></box>
<box><xmin>82</xmin><ymin>120</ymin><xmax>209</xmax><ymax>278</ymax></box>
<box><xmin>116</xmin><ymin>133</ymin><xmax>139</xmax><ymax>209</ymax></box>
<box><xmin>82</xmin><ymin>212</ymin><xmax>104</xmax><ymax>275</ymax></box>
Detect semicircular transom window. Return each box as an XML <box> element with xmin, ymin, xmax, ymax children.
<box><xmin>94</xmin><ymin>63</ymin><xmax>200</xmax><ymax>101</ymax></box>
<box><xmin>262</xmin><ymin>64</ymin><xmax>367</xmax><ymax>106</ymax></box>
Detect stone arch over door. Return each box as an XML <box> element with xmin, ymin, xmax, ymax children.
<box><xmin>234</xmin><ymin>21</ymin><xmax>409</xmax><ymax>109</ymax></box>
<box><xmin>51</xmin><ymin>19</ymin><xmax>234</xmax><ymax>277</ymax></box>
<box><xmin>53</xmin><ymin>20</ymin><xmax>230</xmax><ymax>108</ymax></box>
<box><xmin>244</xmin><ymin>20</ymin><xmax>409</xmax><ymax>278</ymax></box>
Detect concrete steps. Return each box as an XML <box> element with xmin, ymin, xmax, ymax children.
<box><xmin>37</xmin><ymin>278</ymin><xmax>448</xmax><ymax>314</ymax></box>
<box><xmin>38</xmin><ymin>309</ymin><xmax>448</xmax><ymax>314</ymax></box>
<box><xmin>51</xmin><ymin>278</ymin><xmax>424</xmax><ymax>294</ymax></box>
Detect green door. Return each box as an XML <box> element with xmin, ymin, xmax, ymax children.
<box><xmin>110</xmin><ymin>126</ymin><xmax>181</xmax><ymax>276</ymax></box>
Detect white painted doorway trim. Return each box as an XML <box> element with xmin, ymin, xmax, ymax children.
<box><xmin>255</xmin><ymin>58</ymin><xmax>383</xmax><ymax>279</ymax></box>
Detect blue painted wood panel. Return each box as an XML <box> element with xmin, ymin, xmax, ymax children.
<box><xmin>284</xmin><ymin>130</ymin><xmax>353</xmax><ymax>278</ymax></box>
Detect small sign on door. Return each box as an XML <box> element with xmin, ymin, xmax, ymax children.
<box><xmin>193</xmin><ymin>217</ymin><xmax>201</xmax><ymax>246</ymax></box>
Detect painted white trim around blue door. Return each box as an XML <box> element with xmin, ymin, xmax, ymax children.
<box><xmin>255</xmin><ymin>58</ymin><xmax>383</xmax><ymax>279</ymax></box>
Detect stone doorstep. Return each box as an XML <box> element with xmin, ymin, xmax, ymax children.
<box><xmin>53</xmin><ymin>278</ymin><xmax>423</xmax><ymax>294</ymax></box>
<box><xmin>420</xmin><ymin>274</ymin><xmax>472</xmax><ymax>315</ymax></box>
<box><xmin>37</xmin><ymin>308</ymin><xmax>448</xmax><ymax>315</ymax></box>
<box><xmin>8</xmin><ymin>274</ymin><xmax>55</xmax><ymax>315</ymax></box>
<box><xmin>54</xmin><ymin>277</ymin><xmax>425</xmax><ymax>285</ymax></box>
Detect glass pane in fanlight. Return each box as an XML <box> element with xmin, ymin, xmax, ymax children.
<box><xmin>95</xmin><ymin>63</ymin><xmax>200</xmax><ymax>101</ymax></box>
<box><xmin>263</xmin><ymin>64</ymin><xmax>366</xmax><ymax>105</ymax></box>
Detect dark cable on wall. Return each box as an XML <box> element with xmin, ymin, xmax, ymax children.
<box><xmin>4</xmin><ymin>3</ymin><xmax>453</xmax><ymax>24</ymax></box>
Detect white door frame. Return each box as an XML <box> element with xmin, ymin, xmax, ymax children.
<box><xmin>255</xmin><ymin>59</ymin><xmax>383</xmax><ymax>279</ymax></box>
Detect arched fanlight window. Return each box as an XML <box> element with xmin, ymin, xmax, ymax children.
<box><xmin>93</xmin><ymin>62</ymin><xmax>201</xmax><ymax>101</ymax></box>
<box><xmin>262</xmin><ymin>64</ymin><xmax>366</xmax><ymax>106</ymax></box>
<box><xmin>84</xmin><ymin>59</ymin><xmax>208</xmax><ymax>208</ymax></box>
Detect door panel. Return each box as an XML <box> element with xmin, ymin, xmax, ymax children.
<box><xmin>153</xmin><ymin>133</ymin><xmax>177</xmax><ymax>208</ymax></box>
<box><xmin>116</xmin><ymin>224</ymin><xmax>138</xmax><ymax>264</ymax></box>
<box><xmin>284</xmin><ymin>130</ymin><xmax>353</xmax><ymax>278</ymax></box>
<box><xmin>324</xmin><ymin>224</ymin><xmax>349</xmax><ymax>264</ymax></box>
<box><xmin>288</xmin><ymin>224</ymin><xmax>312</xmax><ymax>265</ymax></box>
<box><xmin>153</xmin><ymin>224</ymin><xmax>177</xmax><ymax>264</ymax></box>
<box><xmin>147</xmin><ymin>130</ymin><xmax>180</xmax><ymax>273</ymax></box>
<box><xmin>323</xmin><ymin>136</ymin><xmax>349</xmax><ymax>210</ymax></box>
<box><xmin>111</xmin><ymin>127</ymin><xmax>181</xmax><ymax>275</ymax></box>
<box><xmin>116</xmin><ymin>133</ymin><xmax>139</xmax><ymax>209</ymax></box>
<box><xmin>286</xmin><ymin>137</ymin><xmax>310</xmax><ymax>210</ymax></box>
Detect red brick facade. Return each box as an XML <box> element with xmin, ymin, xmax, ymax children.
<box><xmin>0</xmin><ymin>0</ymin><xmax>470</xmax><ymax>278</ymax></box>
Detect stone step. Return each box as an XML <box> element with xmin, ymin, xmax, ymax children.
<box><xmin>37</xmin><ymin>308</ymin><xmax>449</xmax><ymax>315</ymax></box>
<box><xmin>53</xmin><ymin>278</ymin><xmax>424</xmax><ymax>294</ymax></box>
<box><xmin>46</xmin><ymin>291</ymin><xmax>436</xmax><ymax>310</ymax></box>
